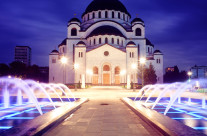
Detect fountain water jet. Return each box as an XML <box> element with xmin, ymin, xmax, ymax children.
<box><xmin>202</xmin><ymin>97</ymin><xmax>205</xmax><ymax>109</ymax></box>
<box><xmin>17</xmin><ymin>89</ymin><xmax>23</xmax><ymax>105</ymax></box>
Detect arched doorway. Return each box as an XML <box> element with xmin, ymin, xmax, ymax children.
<box><xmin>103</xmin><ymin>65</ymin><xmax>110</xmax><ymax>85</ymax></box>
<box><xmin>115</xmin><ymin>66</ymin><xmax>120</xmax><ymax>84</ymax></box>
<box><xmin>92</xmin><ymin>67</ymin><xmax>99</xmax><ymax>84</ymax></box>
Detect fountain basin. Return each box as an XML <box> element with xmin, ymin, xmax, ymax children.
<box><xmin>0</xmin><ymin>98</ymin><xmax>88</xmax><ymax>136</ymax></box>
<box><xmin>122</xmin><ymin>97</ymin><xmax>206</xmax><ymax>136</ymax></box>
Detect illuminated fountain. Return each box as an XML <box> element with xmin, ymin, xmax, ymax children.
<box><xmin>131</xmin><ymin>79</ymin><xmax>207</xmax><ymax>135</ymax></box>
<box><xmin>0</xmin><ymin>77</ymin><xmax>75</xmax><ymax>114</ymax></box>
<box><xmin>0</xmin><ymin>76</ymin><xmax>78</xmax><ymax>132</ymax></box>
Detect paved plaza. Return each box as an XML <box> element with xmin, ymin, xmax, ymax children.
<box><xmin>43</xmin><ymin>86</ymin><xmax>162</xmax><ymax>136</ymax></box>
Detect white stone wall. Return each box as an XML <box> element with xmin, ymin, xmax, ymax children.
<box><xmin>49</xmin><ymin>54</ymin><xmax>63</xmax><ymax>83</ymax></box>
<box><xmin>86</xmin><ymin>44</ymin><xmax>126</xmax><ymax>84</ymax></box>
<box><xmin>126</xmin><ymin>46</ymin><xmax>138</xmax><ymax>83</ymax></box>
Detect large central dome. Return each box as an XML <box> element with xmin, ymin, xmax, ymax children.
<box><xmin>82</xmin><ymin>0</ymin><xmax>131</xmax><ymax>17</ymax></box>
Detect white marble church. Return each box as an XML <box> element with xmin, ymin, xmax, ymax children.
<box><xmin>49</xmin><ymin>0</ymin><xmax>163</xmax><ymax>87</ymax></box>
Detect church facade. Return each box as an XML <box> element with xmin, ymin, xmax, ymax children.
<box><xmin>49</xmin><ymin>0</ymin><xmax>163</xmax><ymax>87</ymax></box>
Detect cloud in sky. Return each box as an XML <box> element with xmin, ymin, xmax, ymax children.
<box><xmin>0</xmin><ymin>0</ymin><xmax>207</xmax><ymax>71</ymax></box>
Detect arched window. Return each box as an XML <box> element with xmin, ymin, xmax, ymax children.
<box><xmin>122</xmin><ymin>40</ymin><xmax>123</xmax><ymax>46</ymax></box>
<box><xmin>105</xmin><ymin>38</ymin><xmax>108</xmax><ymax>43</ymax></box>
<box><xmin>115</xmin><ymin>67</ymin><xmax>120</xmax><ymax>74</ymax></box>
<box><xmin>105</xmin><ymin>11</ymin><xmax>108</xmax><ymax>18</ymax></box>
<box><xmin>99</xmin><ymin>38</ymin><xmax>101</xmax><ymax>44</ymax></box>
<box><xmin>112</xmin><ymin>11</ymin><xmax>114</xmax><ymax>18</ymax></box>
<box><xmin>123</xmin><ymin>14</ymin><xmax>125</xmax><ymax>21</ymax></box>
<box><xmin>88</xmin><ymin>14</ymin><xmax>90</xmax><ymax>20</ymax></box>
<box><xmin>99</xmin><ymin>11</ymin><xmax>101</xmax><ymax>18</ymax></box>
<box><xmin>94</xmin><ymin>39</ymin><xmax>96</xmax><ymax>45</ymax></box>
<box><xmin>93</xmin><ymin>67</ymin><xmax>98</xmax><ymax>74</ymax></box>
<box><xmin>117</xmin><ymin>39</ymin><xmax>119</xmax><ymax>45</ymax></box>
<box><xmin>118</xmin><ymin>12</ymin><xmax>120</xmax><ymax>19</ymax></box>
<box><xmin>135</xmin><ymin>28</ymin><xmax>142</xmax><ymax>36</ymax></box>
<box><xmin>71</xmin><ymin>28</ymin><xmax>77</xmax><ymax>36</ymax></box>
<box><xmin>93</xmin><ymin>12</ymin><xmax>95</xmax><ymax>19</ymax></box>
<box><xmin>90</xmin><ymin>40</ymin><xmax>91</xmax><ymax>45</ymax></box>
<box><xmin>103</xmin><ymin>65</ymin><xmax>110</xmax><ymax>71</ymax></box>
<box><xmin>112</xmin><ymin>38</ymin><xmax>114</xmax><ymax>44</ymax></box>
<box><xmin>148</xmin><ymin>47</ymin><xmax>150</xmax><ymax>53</ymax></box>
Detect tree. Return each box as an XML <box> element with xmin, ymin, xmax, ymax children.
<box><xmin>164</xmin><ymin>66</ymin><xmax>188</xmax><ymax>83</ymax></box>
<box><xmin>0</xmin><ymin>63</ymin><xmax>10</xmax><ymax>76</ymax></box>
<box><xmin>27</xmin><ymin>65</ymin><xmax>41</xmax><ymax>81</ymax></box>
<box><xmin>144</xmin><ymin>63</ymin><xmax>157</xmax><ymax>85</ymax></box>
<box><xmin>9</xmin><ymin>61</ymin><xmax>27</xmax><ymax>78</ymax></box>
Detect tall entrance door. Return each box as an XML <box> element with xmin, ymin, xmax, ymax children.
<box><xmin>92</xmin><ymin>76</ymin><xmax>99</xmax><ymax>84</ymax></box>
<box><xmin>103</xmin><ymin>73</ymin><xmax>110</xmax><ymax>85</ymax></box>
<box><xmin>103</xmin><ymin>64</ymin><xmax>111</xmax><ymax>85</ymax></box>
<box><xmin>115</xmin><ymin>76</ymin><xmax>120</xmax><ymax>84</ymax></box>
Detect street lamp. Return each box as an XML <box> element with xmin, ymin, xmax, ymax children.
<box><xmin>131</xmin><ymin>63</ymin><xmax>136</xmax><ymax>91</ymax></box>
<box><xmin>60</xmin><ymin>56</ymin><xmax>68</xmax><ymax>84</ymax></box>
<box><xmin>120</xmin><ymin>70</ymin><xmax>126</xmax><ymax>88</ymax></box>
<box><xmin>74</xmin><ymin>63</ymin><xmax>79</xmax><ymax>91</ymax></box>
<box><xmin>140</xmin><ymin>58</ymin><xmax>146</xmax><ymax>88</ymax></box>
<box><xmin>187</xmin><ymin>71</ymin><xmax>192</xmax><ymax>82</ymax></box>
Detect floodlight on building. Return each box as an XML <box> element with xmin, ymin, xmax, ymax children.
<box><xmin>74</xmin><ymin>63</ymin><xmax>79</xmax><ymax>69</ymax></box>
<box><xmin>140</xmin><ymin>58</ymin><xmax>146</xmax><ymax>64</ymax></box>
<box><xmin>120</xmin><ymin>70</ymin><xmax>126</xmax><ymax>75</ymax></box>
<box><xmin>61</xmin><ymin>56</ymin><xmax>68</xmax><ymax>64</ymax></box>
<box><xmin>86</xmin><ymin>69</ymin><xmax>93</xmax><ymax>75</ymax></box>
<box><xmin>131</xmin><ymin>63</ymin><xmax>136</xmax><ymax>69</ymax></box>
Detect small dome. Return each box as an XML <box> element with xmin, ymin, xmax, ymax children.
<box><xmin>127</xmin><ymin>41</ymin><xmax>136</xmax><ymax>46</ymax></box>
<box><xmin>146</xmin><ymin>39</ymin><xmax>154</xmax><ymax>47</ymax></box>
<box><xmin>51</xmin><ymin>50</ymin><xmax>59</xmax><ymax>53</ymax></box>
<box><xmin>58</xmin><ymin>38</ymin><xmax>67</xmax><ymax>47</ymax></box>
<box><xmin>154</xmin><ymin>50</ymin><xmax>162</xmax><ymax>54</ymax></box>
<box><xmin>82</xmin><ymin>0</ymin><xmax>131</xmax><ymax>17</ymax></box>
<box><xmin>69</xmin><ymin>18</ymin><xmax>81</xmax><ymax>23</ymax></box>
<box><xmin>77</xmin><ymin>41</ymin><xmax>86</xmax><ymax>46</ymax></box>
<box><xmin>131</xmin><ymin>18</ymin><xmax>144</xmax><ymax>24</ymax></box>
<box><xmin>87</xmin><ymin>25</ymin><xmax>126</xmax><ymax>38</ymax></box>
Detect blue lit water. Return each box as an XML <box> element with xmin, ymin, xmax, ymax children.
<box><xmin>0</xmin><ymin>98</ymin><xmax>78</xmax><ymax>133</ymax></box>
<box><xmin>131</xmin><ymin>97</ymin><xmax>207</xmax><ymax>135</ymax></box>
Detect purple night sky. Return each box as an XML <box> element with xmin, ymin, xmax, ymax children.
<box><xmin>0</xmin><ymin>0</ymin><xmax>207</xmax><ymax>71</ymax></box>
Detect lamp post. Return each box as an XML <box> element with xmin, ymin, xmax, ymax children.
<box><xmin>74</xmin><ymin>63</ymin><xmax>79</xmax><ymax>91</ymax></box>
<box><xmin>187</xmin><ymin>71</ymin><xmax>192</xmax><ymax>82</ymax></box>
<box><xmin>140</xmin><ymin>58</ymin><xmax>146</xmax><ymax>88</ymax></box>
<box><xmin>131</xmin><ymin>63</ymin><xmax>136</xmax><ymax>91</ymax></box>
<box><xmin>120</xmin><ymin>70</ymin><xmax>126</xmax><ymax>88</ymax></box>
<box><xmin>61</xmin><ymin>56</ymin><xmax>68</xmax><ymax>84</ymax></box>
<box><xmin>61</xmin><ymin>56</ymin><xmax>67</xmax><ymax>96</ymax></box>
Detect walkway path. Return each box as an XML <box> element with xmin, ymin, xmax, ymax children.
<box><xmin>43</xmin><ymin>86</ymin><xmax>162</xmax><ymax>136</ymax></box>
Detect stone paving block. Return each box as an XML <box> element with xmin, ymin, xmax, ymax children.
<box><xmin>101</xmin><ymin>130</ymin><xmax>119</xmax><ymax>136</ymax></box>
<box><xmin>43</xmin><ymin>87</ymin><xmax>163</xmax><ymax>136</ymax></box>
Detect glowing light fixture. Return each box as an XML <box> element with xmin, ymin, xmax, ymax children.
<box><xmin>86</xmin><ymin>70</ymin><xmax>93</xmax><ymax>75</ymax></box>
<box><xmin>187</xmin><ymin>71</ymin><xmax>192</xmax><ymax>76</ymax></box>
<box><xmin>131</xmin><ymin>63</ymin><xmax>136</xmax><ymax>69</ymax></box>
<box><xmin>120</xmin><ymin>70</ymin><xmax>126</xmax><ymax>75</ymax></box>
<box><xmin>74</xmin><ymin>63</ymin><xmax>79</xmax><ymax>69</ymax></box>
<box><xmin>61</xmin><ymin>56</ymin><xmax>68</xmax><ymax>64</ymax></box>
<box><xmin>140</xmin><ymin>58</ymin><xmax>146</xmax><ymax>64</ymax></box>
